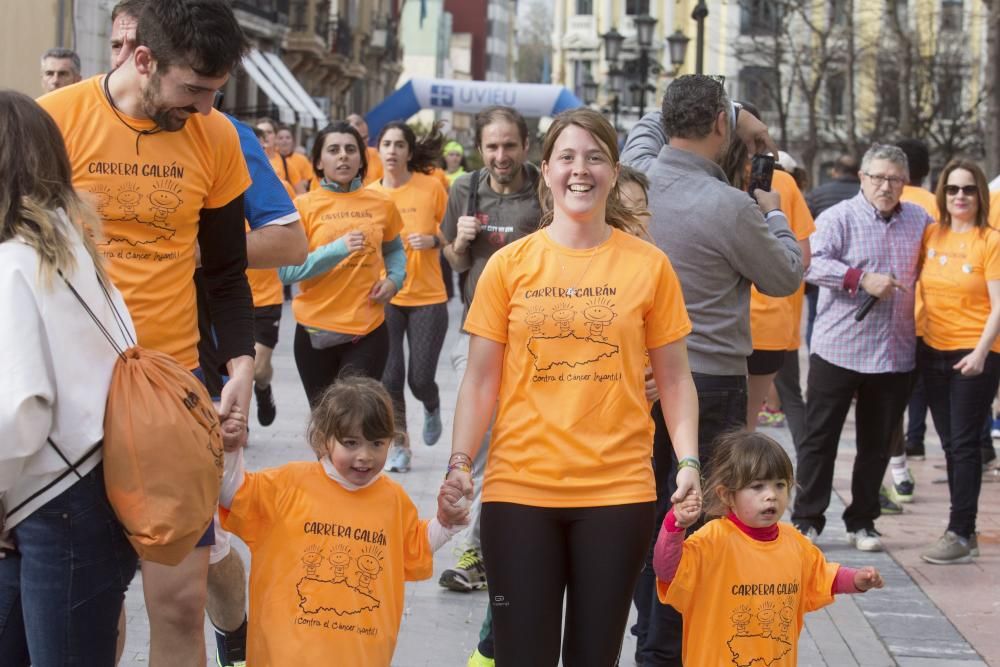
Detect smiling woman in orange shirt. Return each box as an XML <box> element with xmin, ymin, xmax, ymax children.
<box><xmin>447</xmin><ymin>108</ymin><xmax>700</xmax><ymax>665</ymax></box>
<box><xmin>279</xmin><ymin>122</ymin><xmax>405</xmax><ymax>405</ymax></box>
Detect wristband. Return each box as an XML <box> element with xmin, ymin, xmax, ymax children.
<box><xmin>678</xmin><ymin>456</ymin><xmax>701</xmax><ymax>473</ymax></box>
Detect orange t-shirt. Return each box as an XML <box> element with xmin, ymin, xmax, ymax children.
<box><xmin>363</xmin><ymin>147</ymin><xmax>384</xmax><ymax>186</ymax></box>
<box><xmin>919</xmin><ymin>223</ymin><xmax>1000</xmax><ymax>352</ymax></box>
<box><xmin>465</xmin><ymin>228</ymin><xmax>692</xmax><ymax>508</ymax></box>
<box><xmin>220</xmin><ymin>463</ymin><xmax>433</xmax><ymax>667</ymax></box>
<box><xmin>38</xmin><ymin>76</ymin><xmax>251</xmax><ymax>369</ymax></box>
<box><xmin>429</xmin><ymin>167</ymin><xmax>451</xmax><ymax>194</ymax></box>
<box><xmin>292</xmin><ymin>188</ymin><xmax>404</xmax><ymax>335</ymax></box>
<box><xmin>902</xmin><ymin>185</ymin><xmax>940</xmax><ymax>220</ymax></box>
<box><xmin>368</xmin><ymin>172</ymin><xmax>448</xmax><ymax>307</ymax></box>
<box><xmin>749</xmin><ymin>170</ymin><xmax>815</xmax><ymax>351</ymax></box>
<box><xmin>990</xmin><ymin>191</ymin><xmax>1000</xmax><ymax>229</ymax></box>
<box><xmin>270</xmin><ymin>153</ymin><xmax>305</xmax><ymax>191</ymax></box>
<box><xmin>658</xmin><ymin>519</ymin><xmax>838</xmax><ymax>667</ymax></box>
<box><xmin>246</xmin><ymin>177</ymin><xmax>296</xmax><ymax>308</ymax></box>
<box><xmin>285</xmin><ymin>151</ymin><xmax>314</xmax><ymax>187</ymax></box>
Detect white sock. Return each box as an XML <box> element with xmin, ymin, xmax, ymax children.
<box><xmin>890</xmin><ymin>455</ymin><xmax>911</xmax><ymax>484</ymax></box>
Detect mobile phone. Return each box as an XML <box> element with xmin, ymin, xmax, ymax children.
<box><xmin>748</xmin><ymin>154</ymin><xmax>775</xmax><ymax>195</ymax></box>
<box><xmin>213</xmin><ymin>90</ymin><xmax>225</xmax><ymax>111</ymax></box>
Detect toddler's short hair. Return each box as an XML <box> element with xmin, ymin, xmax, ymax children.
<box><xmin>307</xmin><ymin>376</ymin><xmax>396</xmax><ymax>459</ymax></box>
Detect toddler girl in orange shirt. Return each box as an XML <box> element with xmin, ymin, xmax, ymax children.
<box><xmin>218</xmin><ymin>377</ymin><xmax>468</xmax><ymax>666</ymax></box>
<box><xmin>654</xmin><ymin>431</ymin><xmax>884</xmax><ymax>666</ymax></box>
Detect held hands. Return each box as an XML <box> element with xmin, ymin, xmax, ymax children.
<box><xmin>860</xmin><ymin>272</ymin><xmax>905</xmax><ymax>299</ymax></box>
<box><xmin>453</xmin><ymin>215</ymin><xmax>480</xmax><ymax>253</ymax></box>
<box><xmin>369</xmin><ymin>278</ymin><xmax>398</xmax><ymax>304</ymax></box>
<box><xmin>339</xmin><ymin>230</ymin><xmax>366</xmax><ymax>254</ymax></box>
<box><xmin>672</xmin><ymin>489</ymin><xmax>703</xmax><ymax>529</ymax></box>
<box><xmin>671</xmin><ymin>466</ymin><xmax>702</xmax><ymax>516</ymax></box>
<box><xmin>643</xmin><ymin>365</ymin><xmax>659</xmax><ymax>402</ymax></box>
<box><xmin>407</xmin><ymin>233</ymin><xmax>437</xmax><ymax>250</ymax></box>
<box><xmin>219</xmin><ymin>405</ymin><xmax>247</xmax><ymax>452</ymax></box>
<box><xmin>218</xmin><ymin>356</ymin><xmax>254</xmax><ymax>451</ymax></box>
<box><xmin>437</xmin><ymin>478</ymin><xmax>471</xmax><ymax>528</ymax></box>
<box><xmin>954</xmin><ymin>350</ymin><xmax>986</xmax><ymax>376</ymax></box>
<box><xmin>754</xmin><ymin>189</ymin><xmax>781</xmax><ymax>215</ymax></box>
<box><xmin>853</xmin><ymin>566</ymin><xmax>884</xmax><ymax>592</ymax></box>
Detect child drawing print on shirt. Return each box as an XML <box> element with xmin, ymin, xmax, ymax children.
<box><xmin>525</xmin><ymin>306</ymin><xmax>547</xmax><ymax>337</ymax></box>
<box><xmin>730</xmin><ymin>604</ymin><xmax>752</xmax><ymax>635</ymax></box>
<box><xmin>583</xmin><ymin>298</ymin><xmax>616</xmax><ymax>341</ymax></box>
<box><xmin>329</xmin><ymin>544</ymin><xmax>352</xmax><ymax>583</ymax></box>
<box><xmin>355</xmin><ymin>546</ymin><xmax>384</xmax><ymax>596</ymax></box>
<box><xmin>778</xmin><ymin>597</ymin><xmax>794</xmax><ymax>641</ymax></box>
<box><xmin>756</xmin><ymin>600</ymin><xmax>776</xmax><ymax>637</ymax></box>
<box><xmin>116</xmin><ymin>182</ymin><xmax>142</xmax><ymax>216</ymax></box>
<box><xmin>90</xmin><ymin>185</ymin><xmax>113</xmax><ymax>215</ymax></box>
<box><xmin>301</xmin><ymin>545</ymin><xmax>324</xmax><ymax>578</ymax></box>
<box><xmin>551</xmin><ymin>302</ymin><xmax>575</xmax><ymax>337</ymax></box>
<box><xmin>148</xmin><ymin>180</ymin><xmax>183</xmax><ymax>223</ymax></box>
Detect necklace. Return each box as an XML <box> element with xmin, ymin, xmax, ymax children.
<box><xmin>558</xmin><ymin>227</ymin><xmax>610</xmax><ymax>297</ymax></box>
<box><xmin>103</xmin><ymin>70</ymin><xmax>162</xmax><ymax>155</ymax></box>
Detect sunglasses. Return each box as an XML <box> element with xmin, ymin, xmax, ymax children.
<box><xmin>945</xmin><ymin>184</ymin><xmax>978</xmax><ymax>196</ymax></box>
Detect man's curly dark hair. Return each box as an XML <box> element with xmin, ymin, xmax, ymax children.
<box><xmin>661</xmin><ymin>75</ymin><xmax>730</xmax><ymax>140</ymax></box>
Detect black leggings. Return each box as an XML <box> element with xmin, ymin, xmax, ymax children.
<box><xmin>293</xmin><ymin>322</ymin><xmax>389</xmax><ymax>406</ymax></box>
<box><xmin>480</xmin><ymin>501</ymin><xmax>655</xmax><ymax>667</ymax></box>
<box><xmin>382</xmin><ymin>302</ymin><xmax>449</xmax><ymax>429</ymax></box>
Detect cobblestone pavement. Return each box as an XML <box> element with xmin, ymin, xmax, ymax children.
<box><xmin>118</xmin><ymin>300</ymin><xmax>993</xmax><ymax>665</ymax></box>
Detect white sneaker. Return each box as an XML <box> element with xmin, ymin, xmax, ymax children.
<box><xmin>847</xmin><ymin>528</ymin><xmax>883</xmax><ymax>552</ymax></box>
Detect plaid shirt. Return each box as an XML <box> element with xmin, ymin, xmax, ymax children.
<box><xmin>806</xmin><ymin>193</ymin><xmax>931</xmax><ymax>373</ymax></box>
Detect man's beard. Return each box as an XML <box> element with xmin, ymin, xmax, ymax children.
<box><xmin>140</xmin><ymin>72</ymin><xmax>195</xmax><ymax>132</ymax></box>
<box><xmin>488</xmin><ymin>161</ymin><xmax>520</xmax><ymax>185</ymax></box>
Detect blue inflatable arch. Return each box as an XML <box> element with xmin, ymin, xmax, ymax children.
<box><xmin>365</xmin><ymin>78</ymin><xmax>583</xmax><ymax>143</ymax></box>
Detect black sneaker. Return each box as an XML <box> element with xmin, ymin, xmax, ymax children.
<box><xmin>254</xmin><ymin>383</ymin><xmax>276</xmax><ymax>427</ymax></box>
<box><xmin>213</xmin><ymin>618</ymin><xmax>247</xmax><ymax>667</ymax></box>
<box><xmin>905</xmin><ymin>441</ymin><xmax>925</xmax><ymax>461</ymax></box>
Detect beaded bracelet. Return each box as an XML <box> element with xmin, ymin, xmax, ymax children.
<box><xmin>677</xmin><ymin>456</ymin><xmax>701</xmax><ymax>472</ymax></box>
<box><xmin>448</xmin><ymin>452</ymin><xmax>473</xmax><ymax>466</ymax></box>
<box><xmin>445</xmin><ymin>462</ymin><xmax>472</xmax><ymax>478</ymax></box>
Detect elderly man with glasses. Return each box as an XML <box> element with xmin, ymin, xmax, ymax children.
<box><xmin>791</xmin><ymin>143</ymin><xmax>933</xmax><ymax>552</ymax></box>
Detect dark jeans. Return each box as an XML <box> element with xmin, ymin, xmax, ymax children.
<box><xmin>293</xmin><ymin>322</ymin><xmax>389</xmax><ymax>406</ymax></box>
<box><xmin>481</xmin><ymin>501</ymin><xmax>654</xmax><ymax>666</ymax></box>
<box><xmin>805</xmin><ymin>284</ymin><xmax>819</xmax><ymax>350</ymax></box>
<box><xmin>919</xmin><ymin>342</ymin><xmax>1000</xmax><ymax>539</ymax></box>
<box><xmin>792</xmin><ymin>354</ymin><xmax>913</xmax><ymax>534</ymax></box>
<box><xmin>774</xmin><ymin>349</ymin><xmax>806</xmax><ymax>449</ymax></box>
<box><xmin>906</xmin><ymin>374</ymin><xmax>928</xmax><ymax>448</ymax></box>
<box><xmin>0</xmin><ymin>464</ymin><xmax>137</xmax><ymax>666</ymax></box>
<box><xmin>633</xmin><ymin>373</ymin><xmax>747</xmax><ymax>666</ymax></box>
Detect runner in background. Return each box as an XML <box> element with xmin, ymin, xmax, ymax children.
<box><xmin>257</xmin><ymin>117</ymin><xmax>307</xmax><ymax>195</ymax></box>
<box><xmin>347</xmin><ymin>113</ymin><xmax>384</xmax><ymax>186</ymax></box>
<box><xmin>280</xmin><ymin>121</ymin><xmax>405</xmax><ymax>404</ymax></box>
<box><xmin>443</xmin><ymin>140</ymin><xmax>468</xmax><ymax>185</ymax></box>
<box><xmin>276</xmin><ymin>124</ymin><xmax>313</xmax><ymax>193</ymax></box>
<box><xmin>369</xmin><ymin>121</ymin><xmax>450</xmax><ymax>473</ymax></box>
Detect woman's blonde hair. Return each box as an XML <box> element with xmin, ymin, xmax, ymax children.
<box><xmin>307</xmin><ymin>376</ymin><xmax>397</xmax><ymax>459</ymax></box>
<box><xmin>0</xmin><ymin>90</ymin><xmax>105</xmax><ymax>286</ymax></box>
<box><xmin>703</xmin><ymin>430</ymin><xmax>794</xmax><ymax>518</ymax></box>
<box><xmin>537</xmin><ymin>108</ymin><xmax>648</xmax><ymax>239</ymax></box>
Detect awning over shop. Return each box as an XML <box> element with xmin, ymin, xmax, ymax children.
<box><xmin>260</xmin><ymin>52</ymin><xmax>329</xmax><ymax>129</ymax></box>
<box><xmin>246</xmin><ymin>50</ymin><xmax>312</xmax><ymax>127</ymax></box>
<box><xmin>241</xmin><ymin>54</ymin><xmax>296</xmax><ymax>125</ymax></box>
<box><xmin>365</xmin><ymin>78</ymin><xmax>584</xmax><ymax>143</ymax></box>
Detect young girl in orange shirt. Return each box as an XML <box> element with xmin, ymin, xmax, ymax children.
<box><xmin>655</xmin><ymin>431</ymin><xmax>884</xmax><ymax>666</ymax></box>
<box><xmin>219</xmin><ymin>377</ymin><xmax>468</xmax><ymax>666</ymax></box>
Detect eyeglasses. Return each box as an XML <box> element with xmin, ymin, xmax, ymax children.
<box><xmin>864</xmin><ymin>173</ymin><xmax>905</xmax><ymax>188</ymax></box>
<box><xmin>944</xmin><ymin>184</ymin><xmax>978</xmax><ymax>196</ymax></box>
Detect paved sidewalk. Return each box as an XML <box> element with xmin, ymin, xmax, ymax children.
<box><xmin>118</xmin><ymin>301</ymin><xmax>994</xmax><ymax>665</ymax></box>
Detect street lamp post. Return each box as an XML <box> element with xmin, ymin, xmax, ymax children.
<box><xmin>667</xmin><ymin>30</ymin><xmax>690</xmax><ymax>76</ymax></box>
<box><xmin>692</xmin><ymin>1</ymin><xmax>709</xmax><ymax>75</ymax></box>
<box><xmin>602</xmin><ymin>14</ymin><xmax>659</xmax><ymax>124</ymax></box>
<box><xmin>607</xmin><ymin>66</ymin><xmax>624</xmax><ymax>130</ymax></box>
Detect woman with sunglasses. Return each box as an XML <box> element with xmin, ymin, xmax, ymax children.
<box><xmin>917</xmin><ymin>159</ymin><xmax>998</xmax><ymax>564</ymax></box>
